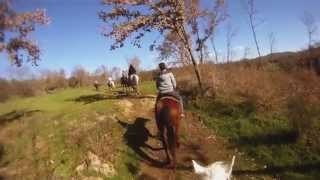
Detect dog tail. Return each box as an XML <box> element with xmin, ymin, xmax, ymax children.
<box><xmin>228</xmin><ymin>156</ymin><xmax>235</xmax><ymax>179</ymax></box>
<box><xmin>192</xmin><ymin>160</ymin><xmax>207</xmax><ymax>174</ymax></box>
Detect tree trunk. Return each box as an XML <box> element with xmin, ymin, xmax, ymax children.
<box><xmin>184</xmin><ymin>46</ymin><xmax>203</xmax><ymax>92</ymax></box>
<box><xmin>250</xmin><ymin>20</ymin><xmax>261</xmax><ymax>57</ymax></box>
<box><xmin>190</xmin><ymin>54</ymin><xmax>203</xmax><ymax>91</ymax></box>
<box><xmin>308</xmin><ymin>32</ymin><xmax>312</xmax><ymax>50</ymax></box>
<box><xmin>176</xmin><ymin>26</ymin><xmax>204</xmax><ymax>92</ymax></box>
<box><xmin>227</xmin><ymin>41</ymin><xmax>231</xmax><ymax>63</ymax></box>
<box><xmin>211</xmin><ymin>39</ymin><xmax>219</xmax><ymax>63</ymax></box>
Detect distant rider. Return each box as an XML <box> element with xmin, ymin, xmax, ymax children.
<box><xmin>128</xmin><ymin>64</ymin><xmax>139</xmax><ymax>94</ymax></box>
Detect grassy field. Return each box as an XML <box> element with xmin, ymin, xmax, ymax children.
<box><xmin>1</xmin><ymin>80</ymin><xmax>319</xmax><ymax>179</ymax></box>
<box><xmin>0</xmin><ymin>82</ymin><xmax>157</xmax><ymax>179</ymax></box>
<box><xmin>187</xmin><ymin>96</ymin><xmax>320</xmax><ymax>179</ymax></box>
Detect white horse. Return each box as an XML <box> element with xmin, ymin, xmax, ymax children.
<box><xmin>129</xmin><ymin>74</ymin><xmax>140</xmax><ymax>95</ymax></box>
<box><xmin>192</xmin><ymin>156</ymin><xmax>235</xmax><ymax>180</ymax></box>
<box><xmin>107</xmin><ymin>78</ymin><xmax>115</xmax><ymax>89</ymax></box>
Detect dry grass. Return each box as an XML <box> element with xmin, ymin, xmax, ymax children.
<box><xmin>176</xmin><ymin>62</ymin><xmax>320</xmax><ymax>112</ymax></box>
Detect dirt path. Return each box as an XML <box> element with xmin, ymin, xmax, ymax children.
<box><xmin>117</xmin><ymin>97</ymin><xmax>274</xmax><ymax>180</ymax></box>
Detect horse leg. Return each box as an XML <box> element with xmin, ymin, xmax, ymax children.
<box><xmin>175</xmin><ymin>121</ymin><xmax>180</xmax><ymax>149</ymax></box>
<box><xmin>168</xmin><ymin>126</ymin><xmax>176</xmax><ymax>170</ymax></box>
<box><xmin>162</xmin><ymin>127</ymin><xmax>171</xmax><ymax>164</ymax></box>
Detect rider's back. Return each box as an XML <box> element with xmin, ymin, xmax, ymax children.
<box><xmin>156</xmin><ymin>70</ymin><xmax>176</xmax><ymax>94</ymax></box>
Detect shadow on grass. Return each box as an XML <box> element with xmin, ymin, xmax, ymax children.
<box><xmin>0</xmin><ymin>110</ymin><xmax>41</xmax><ymax>126</ymax></box>
<box><xmin>70</xmin><ymin>91</ymin><xmax>155</xmax><ymax>104</ymax></box>
<box><xmin>118</xmin><ymin>118</ymin><xmax>166</xmax><ymax>168</ymax></box>
<box><xmin>237</xmin><ymin>130</ymin><xmax>299</xmax><ymax>146</ymax></box>
<box><xmin>234</xmin><ymin>162</ymin><xmax>320</xmax><ymax>176</ymax></box>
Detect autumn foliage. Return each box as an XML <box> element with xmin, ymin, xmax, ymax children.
<box><xmin>0</xmin><ymin>1</ymin><xmax>49</xmax><ymax>66</ymax></box>
<box><xmin>99</xmin><ymin>0</ymin><xmax>227</xmax><ymax>90</ymax></box>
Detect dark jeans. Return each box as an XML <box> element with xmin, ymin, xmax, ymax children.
<box><xmin>156</xmin><ymin>91</ymin><xmax>184</xmax><ymax>114</ymax></box>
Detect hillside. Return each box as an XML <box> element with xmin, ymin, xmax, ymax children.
<box><xmin>0</xmin><ymin>48</ymin><xmax>319</xmax><ymax>179</ymax></box>
<box><xmin>0</xmin><ymin>83</ymin><xmax>278</xmax><ymax>179</ymax></box>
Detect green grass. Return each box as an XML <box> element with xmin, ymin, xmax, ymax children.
<box><xmin>0</xmin><ymin>88</ymin><xmax>106</xmax><ymax>177</ymax></box>
<box><xmin>109</xmin><ymin>147</ymin><xmax>140</xmax><ymax>180</ymax></box>
<box><xmin>0</xmin><ymin>84</ymin><xmax>157</xmax><ymax>179</ymax></box>
<box><xmin>188</xmin><ymin>96</ymin><xmax>320</xmax><ymax>179</ymax></box>
<box><xmin>139</xmin><ymin>81</ymin><xmax>157</xmax><ymax>95</ymax></box>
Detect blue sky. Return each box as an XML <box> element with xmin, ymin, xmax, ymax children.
<box><xmin>0</xmin><ymin>0</ymin><xmax>319</xmax><ymax>78</ymax></box>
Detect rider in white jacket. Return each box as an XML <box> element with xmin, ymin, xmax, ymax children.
<box><xmin>156</xmin><ymin>62</ymin><xmax>184</xmax><ymax>117</ymax></box>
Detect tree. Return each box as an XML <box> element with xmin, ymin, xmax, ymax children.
<box><xmin>71</xmin><ymin>66</ymin><xmax>90</xmax><ymax>87</ymax></box>
<box><xmin>99</xmin><ymin>0</ymin><xmax>227</xmax><ymax>90</ymax></box>
<box><xmin>0</xmin><ymin>1</ymin><xmax>49</xmax><ymax>66</ymax></box>
<box><xmin>301</xmin><ymin>11</ymin><xmax>318</xmax><ymax>50</ymax></box>
<box><xmin>127</xmin><ymin>56</ymin><xmax>141</xmax><ymax>72</ymax></box>
<box><xmin>225</xmin><ymin>22</ymin><xmax>237</xmax><ymax>63</ymax></box>
<box><xmin>243</xmin><ymin>0</ymin><xmax>263</xmax><ymax>57</ymax></box>
<box><xmin>110</xmin><ymin>66</ymin><xmax>121</xmax><ymax>80</ymax></box>
<box><xmin>156</xmin><ymin>31</ymin><xmax>191</xmax><ymax>66</ymax></box>
<box><xmin>40</xmin><ymin>68</ymin><xmax>67</xmax><ymax>90</ymax></box>
<box><xmin>268</xmin><ymin>31</ymin><xmax>276</xmax><ymax>55</ymax></box>
<box><xmin>94</xmin><ymin>65</ymin><xmax>109</xmax><ymax>82</ymax></box>
<box><xmin>210</xmin><ymin>33</ymin><xmax>219</xmax><ymax>64</ymax></box>
<box><xmin>242</xmin><ymin>46</ymin><xmax>251</xmax><ymax>59</ymax></box>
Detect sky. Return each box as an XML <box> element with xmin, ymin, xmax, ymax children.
<box><xmin>0</xmin><ymin>0</ymin><xmax>319</xmax><ymax>78</ymax></box>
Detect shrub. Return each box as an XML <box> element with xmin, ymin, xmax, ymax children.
<box><xmin>68</xmin><ymin>77</ymin><xmax>79</xmax><ymax>88</ymax></box>
<box><xmin>0</xmin><ymin>79</ymin><xmax>11</xmax><ymax>102</ymax></box>
<box><xmin>287</xmin><ymin>96</ymin><xmax>320</xmax><ymax>150</ymax></box>
<box><xmin>11</xmin><ymin>80</ymin><xmax>37</xmax><ymax>97</ymax></box>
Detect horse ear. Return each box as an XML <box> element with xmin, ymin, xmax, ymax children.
<box><xmin>192</xmin><ymin>160</ymin><xmax>207</xmax><ymax>174</ymax></box>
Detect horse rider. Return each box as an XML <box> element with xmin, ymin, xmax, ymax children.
<box><xmin>128</xmin><ymin>64</ymin><xmax>140</xmax><ymax>94</ymax></box>
<box><xmin>94</xmin><ymin>79</ymin><xmax>100</xmax><ymax>91</ymax></box>
<box><xmin>128</xmin><ymin>64</ymin><xmax>136</xmax><ymax>78</ymax></box>
<box><xmin>122</xmin><ymin>70</ymin><xmax>127</xmax><ymax>78</ymax></box>
<box><xmin>155</xmin><ymin>62</ymin><xmax>184</xmax><ymax>117</ymax></box>
<box><xmin>107</xmin><ymin>76</ymin><xmax>115</xmax><ymax>88</ymax></box>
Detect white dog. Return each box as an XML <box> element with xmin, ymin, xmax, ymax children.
<box><xmin>192</xmin><ymin>156</ymin><xmax>235</xmax><ymax>180</ymax></box>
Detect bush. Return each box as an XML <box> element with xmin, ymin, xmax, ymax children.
<box><xmin>287</xmin><ymin>96</ymin><xmax>320</xmax><ymax>150</ymax></box>
<box><xmin>68</xmin><ymin>77</ymin><xmax>79</xmax><ymax>88</ymax></box>
<box><xmin>11</xmin><ymin>80</ymin><xmax>37</xmax><ymax>97</ymax></box>
<box><xmin>0</xmin><ymin>79</ymin><xmax>11</xmax><ymax>102</ymax></box>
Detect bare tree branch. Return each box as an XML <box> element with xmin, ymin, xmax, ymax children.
<box><xmin>301</xmin><ymin>11</ymin><xmax>318</xmax><ymax>50</ymax></box>
<box><xmin>243</xmin><ymin>0</ymin><xmax>263</xmax><ymax>57</ymax></box>
<box><xmin>226</xmin><ymin>22</ymin><xmax>237</xmax><ymax>63</ymax></box>
<box><xmin>99</xmin><ymin>0</ymin><xmax>228</xmax><ymax>91</ymax></box>
<box><xmin>0</xmin><ymin>1</ymin><xmax>50</xmax><ymax>67</ymax></box>
<box><xmin>268</xmin><ymin>31</ymin><xmax>276</xmax><ymax>55</ymax></box>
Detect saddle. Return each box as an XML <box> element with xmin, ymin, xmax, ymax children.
<box><xmin>156</xmin><ymin>94</ymin><xmax>181</xmax><ymax>114</ymax></box>
<box><xmin>159</xmin><ymin>95</ymin><xmax>180</xmax><ymax>103</ymax></box>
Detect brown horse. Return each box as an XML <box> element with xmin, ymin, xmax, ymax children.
<box><xmin>155</xmin><ymin>96</ymin><xmax>181</xmax><ymax>170</ymax></box>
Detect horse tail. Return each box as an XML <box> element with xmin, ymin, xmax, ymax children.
<box><xmin>163</xmin><ymin>106</ymin><xmax>176</xmax><ymax>167</ymax></box>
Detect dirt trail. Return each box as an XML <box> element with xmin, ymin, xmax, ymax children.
<box><xmin>118</xmin><ymin>97</ymin><xmax>274</xmax><ymax>180</ymax></box>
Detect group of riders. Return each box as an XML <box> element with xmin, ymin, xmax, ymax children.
<box><xmin>93</xmin><ymin>64</ymin><xmax>139</xmax><ymax>93</ymax></box>
<box><xmin>93</xmin><ymin>62</ymin><xmax>184</xmax><ymax>117</ymax></box>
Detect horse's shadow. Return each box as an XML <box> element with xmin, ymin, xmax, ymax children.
<box><xmin>117</xmin><ymin>118</ymin><xmax>166</xmax><ymax>168</ymax></box>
